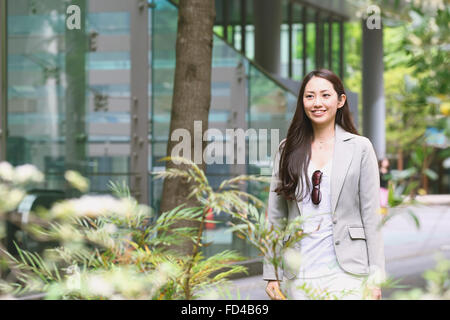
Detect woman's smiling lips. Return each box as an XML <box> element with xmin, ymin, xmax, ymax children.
<box><xmin>311</xmin><ymin>109</ymin><xmax>327</xmax><ymax>117</ymax></box>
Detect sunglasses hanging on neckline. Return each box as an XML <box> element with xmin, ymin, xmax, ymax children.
<box><xmin>311</xmin><ymin>170</ymin><xmax>322</xmax><ymax>205</ymax></box>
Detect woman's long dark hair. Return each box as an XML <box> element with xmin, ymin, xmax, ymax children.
<box><xmin>275</xmin><ymin>69</ymin><xmax>359</xmax><ymax>201</ymax></box>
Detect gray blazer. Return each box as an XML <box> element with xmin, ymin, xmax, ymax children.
<box><xmin>263</xmin><ymin>124</ymin><xmax>386</xmax><ymax>281</ymax></box>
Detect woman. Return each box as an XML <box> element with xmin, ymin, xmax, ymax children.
<box><xmin>263</xmin><ymin>69</ymin><xmax>385</xmax><ymax>300</ymax></box>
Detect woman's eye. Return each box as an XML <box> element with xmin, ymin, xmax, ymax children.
<box><xmin>305</xmin><ymin>95</ymin><xmax>313</xmax><ymax>98</ymax></box>
<box><xmin>323</xmin><ymin>94</ymin><xmax>330</xmax><ymax>97</ymax></box>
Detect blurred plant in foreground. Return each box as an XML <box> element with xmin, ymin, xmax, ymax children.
<box><xmin>229</xmin><ymin>205</ymin><xmax>305</xmax><ymax>300</ymax></box>
<box><xmin>0</xmin><ymin>162</ymin><xmax>44</xmax><ymax>215</ymax></box>
<box><xmin>154</xmin><ymin>156</ymin><xmax>272</xmax><ymax>299</ymax></box>
<box><xmin>1</xmin><ymin>157</ymin><xmax>306</xmax><ymax>300</ymax></box>
<box><xmin>390</xmin><ymin>253</ymin><xmax>450</xmax><ymax>300</ymax></box>
<box><xmin>157</xmin><ymin>158</ymin><xmax>334</xmax><ymax>300</ymax></box>
<box><xmin>0</xmin><ymin>159</ymin><xmax>255</xmax><ymax>299</ymax></box>
<box><xmin>1</xmin><ymin>159</ymin><xmax>446</xmax><ymax>300</ymax></box>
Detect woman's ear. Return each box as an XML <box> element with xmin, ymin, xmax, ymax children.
<box><xmin>338</xmin><ymin>94</ymin><xmax>346</xmax><ymax>109</ymax></box>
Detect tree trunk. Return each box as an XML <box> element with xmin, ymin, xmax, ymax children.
<box><xmin>159</xmin><ymin>0</ymin><xmax>215</xmax><ymax>255</ymax></box>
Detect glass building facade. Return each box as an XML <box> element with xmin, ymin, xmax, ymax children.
<box><xmin>1</xmin><ymin>0</ymin><xmax>347</xmax><ymax>260</ymax></box>
<box><xmin>214</xmin><ymin>0</ymin><xmax>346</xmax><ymax>80</ymax></box>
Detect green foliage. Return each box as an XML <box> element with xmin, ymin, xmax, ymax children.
<box><xmin>380</xmin><ymin>181</ymin><xmax>420</xmax><ymax>229</ymax></box>
<box><xmin>384</xmin><ymin>3</ymin><xmax>449</xmax><ymax>155</ymax></box>
<box><xmin>401</xmin><ymin>5</ymin><xmax>449</xmax><ymax>97</ymax></box>
<box><xmin>0</xmin><ymin>160</ymin><xmax>256</xmax><ymax>300</ymax></box>
<box><xmin>389</xmin><ymin>142</ymin><xmax>438</xmax><ymax>197</ymax></box>
<box><xmin>345</xmin><ymin>2</ymin><xmax>449</xmax><ymax>163</ymax></box>
<box><xmin>229</xmin><ymin>205</ymin><xmax>306</xmax><ymax>287</ymax></box>
<box><xmin>378</xmin><ymin>143</ymin><xmax>440</xmax><ymax>229</ymax></box>
<box><xmin>343</xmin><ymin>21</ymin><xmax>363</xmax><ymax>122</ymax></box>
<box><xmin>423</xmin><ymin>254</ymin><xmax>450</xmax><ymax>297</ymax></box>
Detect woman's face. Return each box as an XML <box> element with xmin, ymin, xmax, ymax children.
<box><xmin>303</xmin><ymin>76</ymin><xmax>346</xmax><ymax>127</ymax></box>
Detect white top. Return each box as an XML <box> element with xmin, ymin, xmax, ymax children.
<box><xmin>295</xmin><ymin>158</ymin><xmax>342</xmax><ymax>278</ymax></box>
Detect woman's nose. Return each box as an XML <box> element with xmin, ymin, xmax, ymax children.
<box><xmin>313</xmin><ymin>97</ymin><xmax>323</xmax><ymax>106</ymax></box>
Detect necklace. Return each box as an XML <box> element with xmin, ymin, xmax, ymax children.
<box><xmin>314</xmin><ymin>136</ymin><xmax>335</xmax><ymax>150</ymax></box>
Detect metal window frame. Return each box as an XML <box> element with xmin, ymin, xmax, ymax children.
<box><xmin>302</xmin><ymin>5</ymin><xmax>307</xmax><ymax>77</ymax></box>
<box><xmin>223</xmin><ymin>0</ymin><xmax>229</xmax><ymax>42</ymax></box>
<box><xmin>0</xmin><ymin>0</ymin><xmax>7</xmax><ymax>162</ymax></box>
<box><xmin>240</xmin><ymin>0</ymin><xmax>247</xmax><ymax>55</ymax></box>
<box><xmin>315</xmin><ymin>10</ymin><xmax>325</xmax><ymax>70</ymax></box>
<box><xmin>292</xmin><ymin>0</ymin><xmax>349</xmax><ymax>22</ymax></box>
<box><xmin>287</xmin><ymin>0</ymin><xmax>293</xmax><ymax>79</ymax></box>
<box><xmin>328</xmin><ymin>15</ymin><xmax>333</xmax><ymax>71</ymax></box>
<box><xmin>339</xmin><ymin>19</ymin><xmax>344</xmax><ymax>79</ymax></box>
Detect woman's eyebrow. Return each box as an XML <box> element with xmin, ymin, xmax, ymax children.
<box><xmin>305</xmin><ymin>90</ymin><xmax>331</xmax><ymax>93</ymax></box>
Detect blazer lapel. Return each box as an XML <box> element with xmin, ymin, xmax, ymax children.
<box><xmin>331</xmin><ymin>125</ymin><xmax>355</xmax><ymax>214</ymax></box>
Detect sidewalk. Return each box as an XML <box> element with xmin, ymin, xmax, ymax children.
<box><xmin>226</xmin><ymin>275</ymin><xmax>269</xmax><ymax>300</ymax></box>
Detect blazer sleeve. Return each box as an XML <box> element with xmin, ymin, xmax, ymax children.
<box><xmin>359</xmin><ymin>138</ymin><xmax>386</xmax><ymax>283</ymax></box>
<box><xmin>263</xmin><ymin>145</ymin><xmax>289</xmax><ymax>281</ymax></box>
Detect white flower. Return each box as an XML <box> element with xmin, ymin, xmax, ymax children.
<box><xmin>7</xmin><ymin>188</ymin><xmax>26</xmax><ymax>210</ymax></box>
<box><xmin>0</xmin><ymin>186</ymin><xmax>26</xmax><ymax>213</ymax></box>
<box><xmin>14</xmin><ymin>164</ymin><xmax>44</xmax><ymax>184</ymax></box>
<box><xmin>103</xmin><ymin>223</ymin><xmax>118</xmax><ymax>234</ymax></box>
<box><xmin>52</xmin><ymin>195</ymin><xmax>134</xmax><ymax>218</ymax></box>
<box><xmin>64</xmin><ymin>170</ymin><xmax>89</xmax><ymax>192</ymax></box>
<box><xmin>65</xmin><ymin>265</ymin><xmax>81</xmax><ymax>291</ymax></box>
<box><xmin>105</xmin><ymin>267</ymin><xmax>145</xmax><ymax>298</ymax></box>
<box><xmin>0</xmin><ymin>162</ymin><xmax>14</xmax><ymax>182</ymax></box>
<box><xmin>87</xmin><ymin>274</ymin><xmax>114</xmax><ymax>297</ymax></box>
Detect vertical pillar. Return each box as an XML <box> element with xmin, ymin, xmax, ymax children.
<box><xmin>130</xmin><ymin>0</ymin><xmax>149</xmax><ymax>205</ymax></box>
<box><xmin>230</xmin><ymin>60</ymin><xmax>248</xmax><ymax>255</ymax></box>
<box><xmin>65</xmin><ymin>0</ymin><xmax>87</xmax><ymax>174</ymax></box>
<box><xmin>339</xmin><ymin>20</ymin><xmax>344</xmax><ymax>79</ymax></box>
<box><xmin>240</xmin><ymin>0</ymin><xmax>247</xmax><ymax>55</ymax></box>
<box><xmin>223</xmin><ymin>0</ymin><xmax>229</xmax><ymax>42</ymax></box>
<box><xmin>0</xmin><ymin>0</ymin><xmax>6</xmax><ymax>162</ymax></box>
<box><xmin>252</xmin><ymin>0</ymin><xmax>282</xmax><ymax>75</ymax></box>
<box><xmin>315</xmin><ymin>11</ymin><xmax>323</xmax><ymax>69</ymax></box>
<box><xmin>328</xmin><ymin>16</ymin><xmax>333</xmax><ymax>70</ymax></box>
<box><xmin>362</xmin><ymin>19</ymin><xmax>385</xmax><ymax>160</ymax></box>
<box><xmin>229</xmin><ymin>61</ymin><xmax>248</xmax><ymax>171</ymax></box>
<box><xmin>302</xmin><ymin>6</ymin><xmax>307</xmax><ymax>77</ymax></box>
<box><xmin>231</xmin><ymin>24</ymin><xmax>235</xmax><ymax>47</ymax></box>
<box><xmin>287</xmin><ymin>0</ymin><xmax>293</xmax><ymax>78</ymax></box>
